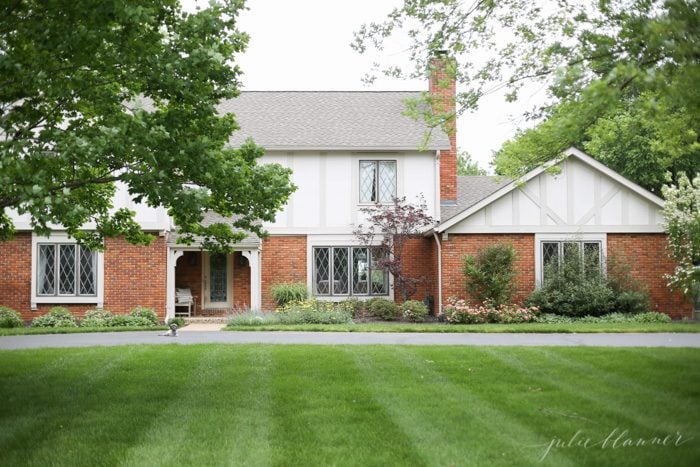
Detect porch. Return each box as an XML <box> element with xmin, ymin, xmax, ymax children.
<box><xmin>166</xmin><ymin>248</ymin><xmax>261</xmax><ymax>320</ymax></box>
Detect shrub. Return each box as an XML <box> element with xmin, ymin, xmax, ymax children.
<box><xmin>167</xmin><ymin>317</ymin><xmax>186</xmax><ymax>328</ymax></box>
<box><xmin>276</xmin><ymin>299</ymin><xmax>354</xmax><ymax>324</ymax></box>
<box><xmin>401</xmin><ymin>300</ymin><xmax>429</xmax><ymax>322</ymax></box>
<box><xmin>0</xmin><ymin>306</ymin><xmax>24</xmax><ymax>328</ymax></box>
<box><xmin>633</xmin><ymin>312</ymin><xmax>672</xmax><ymax>323</ymax></box>
<box><xmin>271</xmin><ymin>282</ymin><xmax>308</xmax><ymax>307</ymax></box>
<box><xmin>129</xmin><ymin>306</ymin><xmax>159</xmax><ymax>325</ymax></box>
<box><xmin>443</xmin><ymin>298</ymin><xmax>538</xmax><ymax>324</ymax></box>
<box><xmin>110</xmin><ymin>314</ymin><xmax>153</xmax><ymax>327</ymax></box>
<box><xmin>462</xmin><ymin>243</ymin><xmax>516</xmax><ymax>306</ymax></box>
<box><xmin>368</xmin><ymin>298</ymin><xmax>399</xmax><ymax>321</ymax></box>
<box><xmin>80</xmin><ymin>309</ymin><xmax>114</xmax><ymax>327</ymax></box>
<box><xmin>606</xmin><ymin>256</ymin><xmax>651</xmax><ymax>314</ymax></box>
<box><xmin>535</xmin><ymin>313</ymin><xmax>575</xmax><ymax>324</ymax></box>
<box><xmin>31</xmin><ymin>307</ymin><xmax>78</xmax><ymax>328</ymax></box>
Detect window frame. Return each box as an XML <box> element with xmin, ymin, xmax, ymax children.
<box><xmin>358</xmin><ymin>160</ymin><xmax>397</xmax><ymax>204</ymax></box>
<box><xmin>312</xmin><ymin>246</ymin><xmax>389</xmax><ymax>297</ymax></box>
<box><xmin>31</xmin><ymin>233</ymin><xmax>104</xmax><ymax>309</ymax></box>
<box><xmin>534</xmin><ymin>234</ymin><xmax>606</xmax><ymax>287</ymax></box>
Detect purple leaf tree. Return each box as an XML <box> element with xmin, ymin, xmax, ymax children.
<box><xmin>354</xmin><ymin>196</ymin><xmax>435</xmax><ymax>301</ymax></box>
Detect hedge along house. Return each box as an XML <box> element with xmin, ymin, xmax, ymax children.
<box><xmin>0</xmin><ymin>53</ymin><xmax>694</xmax><ymax>321</ymax></box>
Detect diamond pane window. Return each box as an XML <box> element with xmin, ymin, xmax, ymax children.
<box><xmin>79</xmin><ymin>247</ymin><xmax>96</xmax><ymax>295</ymax></box>
<box><xmin>540</xmin><ymin>240</ymin><xmax>603</xmax><ymax>284</ymax></box>
<box><xmin>359</xmin><ymin>161</ymin><xmax>376</xmax><ymax>203</ymax></box>
<box><xmin>313</xmin><ymin>246</ymin><xmax>389</xmax><ymax>297</ymax></box>
<box><xmin>38</xmin><ymin>245</ymin><xmax>56</xmax><ymax>295</ymax></box>
<box><xmin>370</xmin><ymin>249</ymin><xmax>388</xmax><ymax>295</ymax></box>
<box><xmin>36</xmin><ymin>243</ymin><xmax>99</xmax><ymax>297</ymax></box>
<box><xmin>314</xmin><ymin>248</ymin><xmax>330</xmax><ymax>295</ymax></box>
<box><xmin>352</xmin><ymin>248</ymin><xmax>369</xmax><ymax>294</ymax></box>
<box><xmin>378</xmin><ymin>161</ymin><xmax>397</xmax><ymax>202</ymax></box>
<box><xmin>359</xmin><ymin>160</ymin><xmax>396</xmax><ymax>203</ymax></box>
<box><xmin>58</xmin><ymin>244</ymin><xmax>76</xmax><ymax>295</ymax></box>
<box><xmin>209</xmin><ymin>253</ymin><xmax>228</xmax><ymax>302</ymax></box>
<box><xmin>333</xmin><ymin>248</ymin><xmax>349</xmax><ymax>295</ymax></box>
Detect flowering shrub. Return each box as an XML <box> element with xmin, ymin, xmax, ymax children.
<box><xmin>443</xmin><ymin>297</ymin><xmax>539</xmax><ymax>324</ymax></box>
<box><xmin>31</xmin><ymin>307</ymin><xmax>78</xmax><ymax>328</ymax></box>
<box><xmin>0</xmin><ymin>306</ymin><xmax>24</xmax><ymax>328</ymax></box>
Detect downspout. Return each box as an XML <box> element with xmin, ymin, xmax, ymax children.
<box><xmin>432</xmin><ymin>230</ymin><xmax>442</xmax><ymax>316</ymax></box>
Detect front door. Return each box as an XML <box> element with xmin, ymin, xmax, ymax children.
<box><xmin>202</xmin><ymin>252</ymin><xmax>233</xmax><ymax>309</ymax></box>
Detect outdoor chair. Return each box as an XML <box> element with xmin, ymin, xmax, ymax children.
<box><xmin>175</xmin><ymin>287</ymin><xmax>195</xmax><ymax>317</ymax></box>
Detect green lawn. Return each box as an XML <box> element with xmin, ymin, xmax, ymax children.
<box><xmin>0</xmin><ymin>325</ymin><xmax>167</xmax><ymax>336</ymax></box>
<box><xmin>0</xmin><ymin>345</ymin><xmax>697</xmax><ymax>466</ymax></box>
<box><xmin>226</xmin><ymin>321</ymin><xmax>700</xmax><ymax>333</ymax></box>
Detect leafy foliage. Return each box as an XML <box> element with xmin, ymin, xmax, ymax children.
<box><xmin>0</xmin><ymin>306</ymin><xmax>23</xmax><ymax>328</ymax></box>
<box><xmin>662</xmin><ymin>173</ymin><xmax>700</xmax><ymax>296</ymax></box>
<box><xmin>270</xmin><ymin>282</ymin><xmax>309</xmax><ymax>307</ymax></box>
<box><xmin>535</xmin><ymin>312</ymin><xmax>671</xmax><ymax>324</ymax></box>
<box><xmin>31</xmin><ymin>307</ymin><xmax>78</xmax><ymax>328</ymax></box>
<box><xmin>80</xmin><ymin>309</ymin><xmax>114</xmax><ymax>328</ymax></box>
<box><xmin>401</xmin><ymin>300</ymin><xmax>429</xmax><ymax>323</ymax></box>
<box><xmin>462</xmin><ymin>243</ymin><xmax>516</xmax><ymax>306</ymax></box>
<box><xmin>354</xmin><ymin>1</ymin><xmax>700</xmax><ymax>191</ymax></box>
<box><xmin>0</xmin><ymin>0</ymin><xmax>294</xmax><ymax>249</ymax></box>
<box><xmin>354</xmin><ymin>196</ymin><xmax>435</xmax><ymax>301</ymax></box>
<box><xmin>457</xmin><ymin>151</ymin><xmax>486</xmax><ymax>176</ymax></box>
<box><xmin>128</xmin><ymin>307</ymin><xmax>159</xmax><ymax>326</ymax></box>
<box><xmin>527</xmin><ymin>253</ymin><xmax>651</xmax><ymax>317</ymax></box>
<box><xmin>368</xmin><ymin>298</ymin><xmax>399</xmax><ymax>321</ymax></box>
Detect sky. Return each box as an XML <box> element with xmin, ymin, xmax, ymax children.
<box><xmin>189</xmin><ymin>0</ymin><xmax>547</xmax><ymax>172</ymax></box>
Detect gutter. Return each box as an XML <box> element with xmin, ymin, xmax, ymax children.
<box><xmin>432</xmin><ymin>230</ymin><xmax>442</xmax><ymax>316</ymax></box>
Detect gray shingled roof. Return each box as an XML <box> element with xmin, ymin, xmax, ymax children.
<box><xmin>168</xmin><ymin>211</ymin><xmax>260</xmax><ymax>248</ymax></box>
<box><xmin>441</xmin><ymin>176</ymin><xmax>512</xmax><ymax>222</ymax></box>
<box><xmin>219</xmin><ymin>91</ymin><xmax>451</xmax><ymax>151</ymax></box>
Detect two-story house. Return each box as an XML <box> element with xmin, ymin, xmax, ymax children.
<box><xmin>0</xmin><ymin>57</ymin><xmax>692</xmax><ymax>321</ymax></box>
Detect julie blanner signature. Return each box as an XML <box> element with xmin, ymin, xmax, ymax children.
<box><xmin>536</xmin><ymin>428</ymin><xmax>693</xmax><ymax>462</ymax></box>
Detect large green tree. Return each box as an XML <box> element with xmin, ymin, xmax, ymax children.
<box><xmin>353</xmin><ymin>0</ymin><xmax>700</xmax><ymax>189</ymax></box>
<box><xmin>0</xmin><ymin>0</ymin><xmax>294</xmax><ymax>250</ymax></box>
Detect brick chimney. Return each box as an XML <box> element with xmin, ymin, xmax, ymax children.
<box><xmin>429</xmin><ymin>50</ymin><xmax>457</xmax><ymax>205</ymax></box>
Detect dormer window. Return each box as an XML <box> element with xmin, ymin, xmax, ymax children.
<box><xmin>359</xmin><ymin>160</ymin><xmax>396</xmax><ymax>203</ymax></box>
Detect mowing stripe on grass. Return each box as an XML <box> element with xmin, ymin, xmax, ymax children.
<box><xmin>479</xmin><ymin>346</ymin><xmax>699</xmax><ymax>449</ymax></box>
<box><xmin>267</xmin><ymin>345</ymin><xmax>428</xmax><ymax>466</ymax></box>
<box><xmin>347</xmin><ymin>346</ymin><xmax>578</xmax><ymax>466</ymax></box>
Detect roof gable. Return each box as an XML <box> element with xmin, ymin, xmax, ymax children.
<box><xmin>437</xmin><ymin>147</ymin><xmax>665</xmax><ymax>233</ymax></box>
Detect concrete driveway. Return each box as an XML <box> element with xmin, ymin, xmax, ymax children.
<box><xmin>1</xmin><ymin>331</ymin><xmax>699</xmax><ymax>350</ymax></box>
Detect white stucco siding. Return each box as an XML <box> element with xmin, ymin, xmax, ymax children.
<box><xmin>261</xmin><ymin>150</ymin><xmax>437</xmax><ymax>234</ymax></box>
<box><xmin>448</xmin><ymin>157</ymin><xmax>664</xmax><ymax>234</ymax></box>
<box><xmin>7</xmin><ymin>181</ymin><xmax>169</xmax><ymax>232</ymax></box>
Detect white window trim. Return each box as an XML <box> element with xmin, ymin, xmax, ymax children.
<box><xmin>534</xmin><ymin>233</ymin><xmax>606</xmax><ymax>287</ymax></box>
<box><xmin>355</xmin><ymin>157</ymin><xmax>401</xmax><ymax>206</ymax></box>
<box><xmin>31</xmin><ymin>232</ymin><xmax>105</xmax><ymax>309</ymax></box>
<box><xmin>306</xmin><ymin>235</ymin><xmax>394</xmax><ymax>301</ymax></box>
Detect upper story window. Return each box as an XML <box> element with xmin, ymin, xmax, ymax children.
<box><xmin>37</xmin><ymin>243</ymin><xmax>97</xmax><ymax>297</ymax></box>
<box><xmin>359</xmin><ymin>160</ymin><xmax>396</xmax><ymax>203</ymax></box>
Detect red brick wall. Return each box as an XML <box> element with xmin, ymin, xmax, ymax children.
<box><xmin>440</xmin><ymin>234</ymin><xmax>535</xmax><ymax>306</ymax></box>
<box><xmin>401</xmin><ymin>237</ymin><xmax>438</xmax><ymax>309</ymax></box>
<box><xmin>103</xmin><ymin>236</ymin><xmax>167</xmax><ymax>317</ymax></box>
<box><xmin>233</xmin><ymin>251</ymin><xmax>251</xmax><ymax>309</ymax></box>
<box><xmin>0</xmin><ymin>233</ymin><xmax>32</xmax><ymax>318</ymax></box>
<box><xmin>429</xmin><ymin>54</ymin><xmax>457</xmax><ymax>204</ymax></box>
<box><xmin>608</xmin><ymin>233</ymin><xmax>692</xmax><ymax>318</ymax></box>
<box><xmin>261</xmin><ymin>236</ymin><xmax>307</xmax><ymax>310</ymax></box>
<box><xmin>0</xmin><ymin>233</ymin><xmax>167</xmax><ymax>322</ymax></box>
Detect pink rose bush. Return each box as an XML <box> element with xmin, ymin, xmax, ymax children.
<box><xmin>443</xmin><ymin>297</ymin><xmax>539</xmax><ymax>324</ymax></box>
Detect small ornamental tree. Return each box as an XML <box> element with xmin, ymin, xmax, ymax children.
<box><xmin>662</xmin><ymin>173</ymin><xmax>700</xmax><ymax>296</ymax></box>
<box><xmin>462</xmin><ymin>243</ymin><xmax>516</xmax><ymax>306</ymax></box>
<box><xmin>354</xmin><ymin>196</ymin><xmax>434</xmax><ymax>301</ymax></box>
